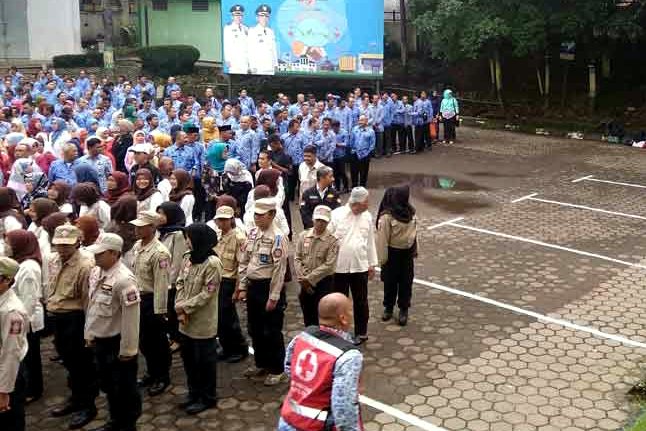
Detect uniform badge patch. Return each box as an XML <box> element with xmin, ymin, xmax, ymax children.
<box><xmin>273</xmin><ymin>249</ymin><xmax>283</xmax><ymax>258</ymax></box>
<box><xmin>9</xmin><ymin>318</ymin><xmax>22</xmax><ymax>335</ymax></box>
<box><xmin>259</xmin><ymin>254</ymin><xmax>270</xmax><ymax>264</ymax></box>
<box><xmin>124</xmin><ymin>288</ymin><xmax>140</xmax><ymax>306</ymax></box>
<box><xmin>207</xmin><ymin>282</ymin><xmax>217</xmax><ymax>293</ymax></box>
<box><xmin>159</xmin><ymin>259</ymin><xmax>169</xmax><ymax>269</ymax></box>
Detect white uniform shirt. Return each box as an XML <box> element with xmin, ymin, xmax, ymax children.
<box><xmin>14</xmin><ymin>259</ymin><xmax>45</xmax><ymax>332</ymax></box>
<box><xmin>80</xmin><ymin>200</ymin><xmax>112</xmax><ymax>230</ymax></box>
<box><xmin>158</xmin><ymin>178</ymin><xmax>172</xmax><ymax>202</ymax></box>
<box><xmin>180</xmin><ymin>194</ymin><xmax>195</xmax><ymax>226</ymax></box>
<box><xmin>224</xmin><ymin>22</ymin><xmax>249</xmax><ymax>74</ymax></box>
<box><xmin>329</xmin><ymin>205</ymin><xmax>378</xmax><ymax>273</ymax></box>
<box><xmin>298</xmin><ymin>160</ymin><xmax>324</xmax><ymax>201</ymax></box>
<box><xmin>247</xmin><ymin>25</ymin><xmax>278</xmax><ymax>75</ymax></box>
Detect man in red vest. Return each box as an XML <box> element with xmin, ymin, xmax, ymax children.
<box><xmin>278</xmin><ymin>293</ymin><xmax>364</xmax><ymax>431</ymax></box>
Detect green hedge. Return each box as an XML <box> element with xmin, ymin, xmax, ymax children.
<box><xmin>52</xmin><ymin>52</ymin><xmax>104</xmax><ymax>68</ymax></box>
<box><xmin>137</xmin><ymin>45</ymin><xmax>200</xmax><ymax>77</ymax></box>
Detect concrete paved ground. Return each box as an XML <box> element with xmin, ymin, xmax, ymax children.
<box><xmin>28</xmin><ymin>127</ymin><xmax>646</xmax><ymax>430</ymax></box>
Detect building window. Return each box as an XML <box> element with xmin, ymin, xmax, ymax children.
<box><xmin>192</xmin><ymin>0</ymin><xmax>209</xmax><ymax>11</ymax></box>
<box><xmin>152</xmin><ymin>0</ymin><xmax>168</xmax><ymax>11</ymax></box>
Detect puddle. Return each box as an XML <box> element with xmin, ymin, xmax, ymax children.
<box><xmin>370</xmin><ymin>173</ymin><xmax>490</xmax><ymax>192</ymax></box>
<box><xmin>421</xmin><ymin>195</ymin><xmax>492</xmax><ymax>213</ymax></box>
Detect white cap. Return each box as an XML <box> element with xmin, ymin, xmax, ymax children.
<box><xmin>348</xmin><ymin>187</ymin><xmax>369</xmax><ymax>204</ymax></box>
<box><xmin>254</xmin><ymin>197</ymin><xmax>277</xmax><ymax>214</ymax></box>
<box><xmin>313</xmin><ymin>205</ymin><xmax>332</xmax><ymax>222</ymax></box>
<box><xmin>86</xmin><ymin>233</ymin><xmax>124</xmax><ymax>254</ymax></box>
<box><xmin>129</xmin><ymin>143</ymin><xmax>151</xmax><ymax>155</ymax></box>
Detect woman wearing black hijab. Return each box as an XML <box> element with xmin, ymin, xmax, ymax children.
<box><xmin>156</xmin><ymin>202</ymin><xmax>188</xmax><ymax>351</ymax></box>
<box><xmin>174</xmin><ymin>223</ymin><xmax>223</xmax><ymax>415</ymax></box>
<box><xmin>376</xmin><ymin>185</ymin><xmax>418</xmax><ymax>326</ymax></box>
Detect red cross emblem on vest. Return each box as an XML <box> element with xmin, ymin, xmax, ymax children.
<box><xmin>295</xmin><ymin>349</ymin><xmax>318</xmax><ymax>382</ymax></box>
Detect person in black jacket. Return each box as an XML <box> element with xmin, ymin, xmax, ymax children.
<box><xmin>299</xmin><ymin>165</ymin><xmax>341</xmax><ymax>229</ymax></box>
<box><xmin>112</xmin><ymin>120</ymin><xmax>134</xmax><ymax>174</ymax></box>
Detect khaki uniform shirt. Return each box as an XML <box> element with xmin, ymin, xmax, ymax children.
<box><xmin>376</xmin><ymin>214</ymin><xmax>417</xmax><ymax>266</ymax></box>
<box><xmin>238</xmin><ymin>225</ymin><xmax>289</xmax><ymax>301</ymax></box>
<box><xmin>0</xmin><ymin>289</ymin><xmax>28</xmax><ymax>393</ymax></box>
<box><xmin>214</xmin><ymin>227</ymin><xmax>246</xmax><ymax>279</ymax></box>
<box><xmin>175</xmin><ymin>254</ymin><xmax>223</xmax><ymax>339</ymax></box>
<box><xmin>46</xmin><ymin>249</ymin><xmax>95</xmax><ymax>313</ymax></box>
<box><xmin>85</xmin><ymin>262</ymin><xmax>140</xmax><ymax>357</ymax></box>
<box><xmin>160</xmin><ymin>231</ymin><xmax>188</xmax><ymax>285</ymax></box>
<box><xmin>132</xmin><ymin>238</ymin><xmax>171</xmax><ymax>314</ymax></box>
<box><xmin>294</xmin><ymin>228</ymin><xmax>339</xmax><ymax>285</ymax></box>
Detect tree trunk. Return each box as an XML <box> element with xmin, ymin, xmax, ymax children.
<box><xmin>560</xmin><ymin>62</ymin><xmax>570</xmax><ymax>108</ymax></box>
<box><xmin>494</xmin><ymin>48</ymin><xmax>504</xmax><ymax>107</ymax></box>
<box><xmin>120</xmin><ymin>0</ymin><xmax>131</xmax><ymax>28</ymax></box>
<box><xmin>489</xmin><ymin>57</ymin><xmax>496</xmax><ymax>98</ymax></box>
<box><xmin>399</xmin><ymin>0</ymin><xmax>408</xmax><ymax>70</ymax></box>
<box><xmin>536</xmin><ymin>67</ymin><xmax>544</xmax><ymax>96</ymax></box>
<box><xmin>544</xmin><ymin>55</ymin><xmax>550</xmax><ymax>110</ymax></box>
<box><xmin>588</xmin><ymin>64</ymin><xmax>597</xmax><ymax>112</ymax></box>
<box><xmin>602</xmin><ymin>53</ymin><xmax>611</xmax><ymax>79</ymax></box>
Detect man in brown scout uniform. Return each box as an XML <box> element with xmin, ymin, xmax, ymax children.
<box><xmin>294</xmin><ymin>205</ymin><xmax>339</xmax><ymax>326</ymax></box>
<box><xmin>47</xmin><ymin>225</ymin><xmax>98</xmax><ymax>429</ymax></box>
<box><xmin>130</xmin><ymin>211</ymin><xmax>172</xmax><ymax>396</ymax></box>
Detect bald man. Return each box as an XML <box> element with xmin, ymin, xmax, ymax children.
<box><xmin>278</xmin><ymin>293</ymin><xmax>364</xmax><ymax>431</ymax></box>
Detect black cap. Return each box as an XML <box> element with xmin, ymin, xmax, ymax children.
<box><xmin>256</xmin><ymin>4</ymin><xmax>271</xmax><ymax>15</ymax></box>
<box><xmin>185</xmin><ymin>125</ymin><xmax>199</xmax><ymax>134</ymax></box>
<box><xmin>230</xmin><ymin>4</ymin><xmax>244</xmax><ymax>14</ymax></box>
<box><xmin>219</xmin><ymin>125</ymin><xmax>232</xmax><ymax>132</ymax></box>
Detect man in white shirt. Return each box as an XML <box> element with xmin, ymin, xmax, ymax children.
<box><xmin>247</xmin><ymin>4</ymin><xmax>278</xmax><ymax>75</ymax></box>
<box><xmin>297</xmin><ymin>145</ymin><xmax>323</xmax><ymax>202</ymax></box>
<box><xmin>328</xmin><ymin>187</ymin><xmax>377</xmax><ymax>345</ymax></box>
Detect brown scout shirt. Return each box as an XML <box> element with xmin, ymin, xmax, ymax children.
<box><xmin>46</xmin><ymin>249</ymin><xmax>95</xmax><ymax>313</ymax></box>
<box><xmin>294</xmin><ymin>228</ymin><xmax>339</xmax><ymax>286</ymax></box>
<box><xmin>175</xmin><ymin>254</ymin><xmax>223</xmax><ymax>339</ymax></box>
<box><xmin>85</xmin><ymin>261</ymin><xmax>141</xmax><ymax>357</ymax></box>
<box><xmin>376</xmin><ymin>213</ymin><xmax>418</xmax><ymax>266</ymax></box>
<box><xmin>214</xmin><ymin>227</ymin><xmax>247</xmax><ymax>279</ymax></box>
<box><xmin>132</xmin><ymin>238</ymin><xmax>171</xmax><ymax>314</ymax></box>
<box><xmin>238</xmin><ymin>225</ymin><xmax>289</xmax><ymax>301</ymax></box>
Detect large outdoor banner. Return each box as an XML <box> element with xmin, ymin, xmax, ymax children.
<box><xmin>221</xmin><ymin>0</ymin><xmax>384</xmax><ymax>77</ymax></box>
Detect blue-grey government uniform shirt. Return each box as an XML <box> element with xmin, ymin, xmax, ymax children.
<box><xmin>282</xmin><ymin>131</ymin><xmax>308</xmax><ymax>165</ymax></box>
<box><xmin>314</xmin><ymin>130</ymin><xmax>336</xmax><ymax>163</ymax></box>
<box><xmin>230</xmin><ymin>129</ymin><xmax>260</xmax><ymax>170</ymax></box>
<box><xmin>350</xmin><ymin>125</ymin><xmax>376</xmax><ymax>160</ymax></box>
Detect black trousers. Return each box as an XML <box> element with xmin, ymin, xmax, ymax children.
<box><xmin>282</xmin><ymin>195</ymin><xmax>293</xmax><ymax>241</ymax></box>
<box><xmin>392</xmin><ymin>124</ymin><xmax>405</xmax><ymax>151</ymax></box>
<box><xmin>246</xmin><ymin>279</ymin><xmax>286</xmax><ymax>374</ymax></box>
<box><xmin>404</xmin><ymin>126</ymin><xmax>414</xmax><ymax>151</ymax></box>
<box><xmin>444</xmin><ymin>117</ymin><xmax>457</xmax><ymax>141</ymax></box>
<box><xmin>349</xmin><ymin>155</ymin><xmax>370</xmax><ymax>188</ymax></box>
<box><xmin>332</xmin><ymin>157</ymin><xmax>349</xmax><ymax>191</ymax></box>
<box><xmin>299</xmin><ymin>276</ymin><xmax>334</xmax><ymax>327</ymax></box>
<box><xmin>415</xmin><ymin>123</ymin><xmax>431</xmax><ymax>151</ymax></box>
<box><xmin>139</xmin><ymin>294</ymin><xmax>171</xmax><ymax>383</ymax></box>
<box><xmin>166</xmin><ymin>287</ymin><xmax>180</xmax><ymax>343</ymax></box>
<box><xmin>287</xmin><ymin>165</ymin><xmax>299</xmax><ymax>202</ymax></box>
<box><xmin>179</xmin><ymin>335</ymin><xmax>218</xmax><ymax>404</ymax></box>
<box><xmin>52</xmin><ymin>311</ymin><xmax>97</xmax><ymax>409</ymax></box>
<box><xmin>382</xmin><ymin>246</ymin><xmax>415</xmax><ymax>310</ymax></box>
<box><xmin>0</xmin><ymin>363</ymin><xmax>25</xmax><ymax>431</ymax></box>
<box><xmin>192</xmin><ymin>177</ymin><xmax>206</xmax><ymax>222</ymax></box>
<box><xmin>94</xmin><ymin>336</ymin><xmax>141</xmax><ymax>430</ymax></box>
<box><xmin>382</xmin><ymin>126</ymin><xmax>393</xmax><ymax>155</ymax></box>
<box><xmin>217</xmin><ymin>278</ymin><xmax>248</xmax><ymax>357</ymax></box>
<box><xmin>334</xmin><ymin>272</ymin><xmax>369</xmax><ymax>337</ymax></box>
<box><xmin>374</xmin><ymin>131</ymin><xmax>385</xmax><ymax>157</ymax></box>
<box><xmin>24</xmin><ymin>330</ymin><xmax>42</xmax><ymax>399</ymax></box>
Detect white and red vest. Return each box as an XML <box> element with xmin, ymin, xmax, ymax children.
<box><xmin>280</xmin><ymin>326</ymin><xmax>360</xmax><ymax>431</ymax></box>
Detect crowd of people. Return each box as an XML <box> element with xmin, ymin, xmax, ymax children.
<box><xmin>0</xmin><ymin>67</ymin><xmax>440</xmax><ymax>431</ymax></box>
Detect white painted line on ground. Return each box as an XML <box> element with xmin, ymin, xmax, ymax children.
<box><xmin>359</xmin><ymin>395</ymin><xmax>448</xmax><ymax>431</ymax></box>
<box><xmin>413</xmin><ymin>277</ymin><xmax>646</xmax><ymax>350</ymax></box>
<box><xmin>523</xmin><ymin>195</ymin><xmax>646</xmax><ymax>221</ymax></box>
<box><xmin>574</xmin><ymin>175</ymin><xmax>646</xmax><ymax>189</ymax></box>
<box><xmin>246</xmin><ymin>343</ymin><xmax>448</xmax><ymax>430</ymax></box>
<box><xmin>511</xmin><ymin>193</ymin><xmax>538</xmax><ymax>203</ymax></box>
<box><xmin>445</xmin><ymin>221</ymin><xmax>646</xmax><ymax>270</ymax></box>
<box><xmin>572</xmin><ymin>175</ymin><xmax>594</xmax><ymax>183</ymax></box>
<box><xmin>426</xmin><ymin>217</ymin><xmax>465</xmax><ymax>231</ymax></box>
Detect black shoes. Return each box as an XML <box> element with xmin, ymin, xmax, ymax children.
<box><xmin>225</xmin><ymin>350</ymin><xmax>249</xmax><ymax>364</ymax></box>
<box><xmin>137</xmin><ymin>374</ymin><xmax>154</xmax><ymax>387</ymax></box>
<box><xmin>148</xmin><ymin>379</ymin><xmax>170</xmax><ymax>397</ymax></box>
<box><xmin>382</xmin><ymin>308</ymin><xmax>393</xmax><ymax>322</ymax></box>
<box><xmin>398</xmin><ymin>309</ymin><xmax>409</xmax><ymax>326</ymax></box>
<box><xmin>68</xmin><ymin>407</ymin><xmax>97</xmax><ymax>430</ymax></box>
<box><xmin>185</xmin><ymin>399</ymin><xmax>217</xmax><ymax>415</ymax></box>
<box><xmin>51</xmin><ymin>400</ymin><xmax>79</xmax><ymax>417</ymax></box>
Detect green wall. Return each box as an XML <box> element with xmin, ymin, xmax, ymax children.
<box><xmin>140</xmin><ymin>0</ymin><xmax>222</xmax><ymax>63</ymax></box>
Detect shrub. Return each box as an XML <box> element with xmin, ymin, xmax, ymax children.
<box><xmin>52</xmin><ymin>51</ymin><xmax>104</xmax><ymax>68</ymax></box>
<box><xmin>137</xmin><ymin>45</ymin><xmax>200</xmax><ymax>77</ymax></box>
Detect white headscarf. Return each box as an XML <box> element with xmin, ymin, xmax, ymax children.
<box><xmin>224</xmin><ymin>158</ymin><xmax>254</xmax><ymax>185</ymax></box>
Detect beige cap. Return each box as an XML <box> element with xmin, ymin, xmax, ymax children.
<box><xmin>0</xmin><ymin>257</ymin><xmax>20</xmax><ymax>279</ymax></box>
<box><xmin>129</xmin><ymin>143</ymin><xmax>151</xmax><ymax>155</ymax></box>
<box><xmin>254</xmin><ymin>197</ymin><xmax>276</xmax><ymax>215</ymax></box>
<box><xmin>313</xmin><ymin>205</ymin><xmax>332</xmax><ymax>222</ymax></box>
<box><xmin>215</xmin><ymin>205</ymin><xmax>235</xmax><ymax>219</ymax></box>
<box><xmin>129</xmin><ymin>210</ymin><xmax>161</xmax><ymax>227</ymax></box>
<box><xmin>86</xmin><ymin>233</ymin><xmax>124</xmax><ymax>255</ymax></box>
<box><xmin>52</xmin><ymin>224</ymin><xmax>81</xmax><ymax>245</ymax></box>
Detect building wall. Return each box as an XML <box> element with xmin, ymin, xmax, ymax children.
<box><xmin>27</xmin><ymin>0</ymin><xmax>82</xmax><ymax>60</ymax></box>
<box><xmin>141</xmin><ymin>0</ymin><xmax>222</xmax><ymax>63</ymax></box>
<box><xmin>81</xmin><ymin>11</ymin><xmax>138</xmax><ymax>43</ymax></box>
<box><xmin>1</xmin><ymin>0</ymin><xmax>30</xmax><ymax>59</ymax></box>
